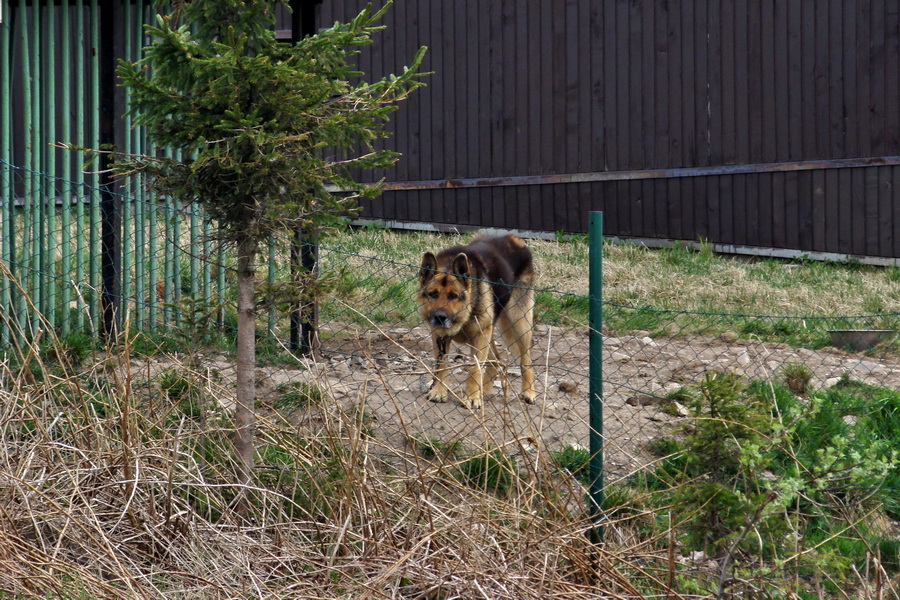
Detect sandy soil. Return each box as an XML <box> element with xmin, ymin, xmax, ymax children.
<box><xmin>233</xmin><ymin>324</ymin><xmax>900</xmax><ymax>482</ymax></box>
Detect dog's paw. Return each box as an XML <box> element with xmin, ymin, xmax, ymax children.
<box><xmin>428</xmin><ymin>386</ymin><xmax>448</xmax><ymax>403</ymax></box>
<box><xmin>520</xmin><ymin>390</ymin><xmax>537</xmax><ymax>405</ymax></box>
<box><xmin>464</xmin><ymin>394</ymin><xmax>483</xmax><ymax>411</ymax></box>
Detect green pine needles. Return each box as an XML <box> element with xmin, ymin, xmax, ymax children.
<box><xmin>117</xmin><ymin>0</ymin><xmax>427</xmax><ymax>240</ymax></box>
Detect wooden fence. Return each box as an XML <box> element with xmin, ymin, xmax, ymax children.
<box><xmin>319</xmin><ymin>0</ymin><xmax>900</xmax><ymax>261</ymax></box>
<box><xmin>4</xmin><ymin>0</ymin><xmax>900</xmax><ymax>345</ymax></box>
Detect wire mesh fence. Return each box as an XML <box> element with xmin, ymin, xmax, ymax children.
<box><xmin>4</xmin><ymin>170</ymin><xmax>900</xmax><ymax>595</ymax></box>
<box><xmin>290</xmin><ymin>240</ymin><xmax>594</xmax><ymax>472</ymax></box>
<box><xmin>271</xmin><ymin>242</ymin><xmax>900</xmax><ymax>490</ymax></box>
<box><xmin>3</xmin><ymin>161</ymin><xmax>900</xmax><ymax>490</ymax></box>
<box><xmin>599</xmin><ymin>304</ymin><xmax>900</xmax><ymax>480</ymax></box>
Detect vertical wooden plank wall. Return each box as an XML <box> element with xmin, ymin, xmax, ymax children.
<box><xmin>320</xmin><ymin>0</ymin><xmax>900</xmax><ymax>260</ymax></box>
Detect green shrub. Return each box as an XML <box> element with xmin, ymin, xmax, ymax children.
<box><xmin>781</xmin><ymin>361</ymin><xmax>813</xmax><ymax>396</ymax></box>
<box><xmin>59</xmin><ymin>332</ymin><xmax>94</xmax><ymax>366</ymax></box>
<box><xmin>455</xmin><ymin>449</ymin><xmax>516</xmax><ymax>496</ymax></box>
<box><xmin>626</xmin><ymin>371</ymin><xmax>899</xmax><ymax>591</ymax></box>
<box><xmin>552</xmin><ymin>444</ymin><xmax>591</xmax><ymax>485</ymax></box>
<box><xmin>409</xmin><ymin>435</ymin><xmax>463</xmax><ymax>460</ymax></box>
<box><xmin>600</xmin><ymin>481</ymin><xmax>653</xmax><ymax>526</ymax></box>
<box><xmin>273</xmin><ymin>381</ymin><xmax>324</xmax><ymax>411</ymax></box>
<box><xmin>158</xmin><ymin>368</ymin><xmax>203</xmax><ymax>421</ymax></box>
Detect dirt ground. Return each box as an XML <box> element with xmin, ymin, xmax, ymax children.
<box><xmin>236</xmin><ymin>324</ymin><xmax>900</xmax><ymax>482</ymax></box>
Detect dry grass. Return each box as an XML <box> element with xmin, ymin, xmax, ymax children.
<box><xmin>5</xmin><ymin>230</ymin><xmax>900</xmax><ymax>598</ymax></box>
<box><xmin>0</xmin><ymin>320</ymin><xmax>648</xmax><ymax>599</ymax></box>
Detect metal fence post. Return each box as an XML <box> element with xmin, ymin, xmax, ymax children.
<box><xmin>0</xmin><ymin>9</ymin><xmax>10</xmax><ymax>347</ymax></box>
<box><xmin>588</xmin><ymin>211</ymin><xmax>604</xmax><ymax>544</ymax></box>
<box><xmin>289</xmin><ymin>0</ymin><xmax>320</xmax><ymax>356</ymax></box>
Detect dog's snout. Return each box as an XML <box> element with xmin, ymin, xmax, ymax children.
<box><xmin>430</xmin><ymin>312</ymin><xmax>451</xmax><ymax>328</ymax></box>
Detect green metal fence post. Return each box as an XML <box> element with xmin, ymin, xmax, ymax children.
<box><xmin>122</xmin><ymin>0</ymin><xmax>133</xmax><ymax>328</ymax></box>
<box><xmin>89</xmin><ymin>0</ymin><xmax>101</xmax><ymax>337</ymax></box>
<box><xmin>22</xmin><ymin>3</ymin><xmax>35</xmax><ymax>335</ymax></box>
<box><xmin>0</xmin><ymin>7</ymin><xmax>10</xmax><ymax>346</ymax></box>
<box><xmin>202</xmin><ymin>216</ymin><xmax>212</xmax><ymax>308</ymax></box>
<box><xmin>45</xmin><ymin>0</ymin><xmax>57</xmax><ymax>332</ymax></box>
<box><xmin>60</xmin><ymin>0</ymin><xmax>72</xmax><ymax>338</ymax></box>
<box><xmin>148</xmin><ymin>192</ymin><xmax>157</xmax><ymax>329</ymax></box>
<box><xmin>216</xmin><ymin>233</ymin><xmax>226</xmax><ymax>329</ymax></box>
<box><xmin>75</xmin><ymin>0</ymin><xmax>86</xmax><ymax>334</ymax></box>
<box><xmin>588</xmin><ymin>211</ymin><xmax>604</xmax><ymax>544</ymax></box>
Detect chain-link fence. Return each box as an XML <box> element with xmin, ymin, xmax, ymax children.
<box><xmin>5</xmin><ymin>174</ymin><xmax>900</xmax><ymax>595</ymax></box>
<box><xmin>243</xmin><ymin>236</ymin><xmax>900</xmax><ymax>496</ymax></box>
<box><xmin>3</xmin><ymin>161</ymin><xmax>900</xmax><ymax>501</ymax></box>
<box><xmin>600</xmin><ymin>304</ymin><xmax>900</xmax><ymax>477</ymax></box>
<box><xmin>272</xmin><ymin>240</ymin><xmax>595</xmax><ymax>472</ymax></box>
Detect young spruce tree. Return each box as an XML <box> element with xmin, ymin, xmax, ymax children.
<box><xmin>117</xmin><ymin>0</ymin><xmax>425</xmax><ymax>500</ymax></box>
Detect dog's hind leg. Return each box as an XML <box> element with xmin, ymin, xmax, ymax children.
<box><xmin>498</xmin><ymin>286</ymin><xmax>536</xmax><ymax>404</ymax></box>
<box><xmin>482</xmin><ymin>340</ymin><xmax>508</xmax><ymax>398</ymax></box>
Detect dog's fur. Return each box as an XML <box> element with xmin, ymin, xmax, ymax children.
<box><xmin>418</xmin><ymin>234</ymin><xmax>536</xmax><ymax>410</ymax></box>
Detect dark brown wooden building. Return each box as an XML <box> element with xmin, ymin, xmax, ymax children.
<box><xmin>314</xmin><ymin>1</ymin><xmax>900</xmax><ymax>261</ymax></box>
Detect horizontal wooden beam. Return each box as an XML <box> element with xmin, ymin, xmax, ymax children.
<box><xmin>379</xmin><ymin>155</ymin><xmax>900</xmax><ymax>191</ymax></box>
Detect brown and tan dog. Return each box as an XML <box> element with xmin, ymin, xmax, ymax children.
<box><xmin>418</xmin><ymin>234</ymin><xmax>536</xmax><ymax>410</ymax></box>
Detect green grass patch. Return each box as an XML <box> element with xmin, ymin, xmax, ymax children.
<box><xmin>551</xmin><ymin>444</ymin><xmax>591</xmax><ymax>485</ymax></box>
<box><xmin>455</xmin><ymin>448</ymin><xmax>517</xmax><ymax>496</ymax></box>
<box><xmin>273</xmin><ymin>381</ymin><xmax>324</xmax><ymax>412</ymax></box>
<box><xmin>408</xmin><ymin>435</ymin><xmax>464</xmax><ymax>460</ymax></box>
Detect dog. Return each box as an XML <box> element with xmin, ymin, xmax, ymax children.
<box><xmin>417</xmin><ymin>234</ymin><xmax>536</xmax><ymax>410</ymax></box>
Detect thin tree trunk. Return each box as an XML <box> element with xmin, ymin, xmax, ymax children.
<box><xmin>234</xmin><ymin>232</ymin><xmax>257</xmax><ymax>517</ymax></box>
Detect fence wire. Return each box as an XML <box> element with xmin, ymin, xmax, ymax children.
<box><xmin>2</xmin><ymin>164</ymin><xmax>900</xmax><ymax>499</ymax></box>
<box><xmin>5</xmin><ymin>171</ymin><xmax>900</xmax><ymax>598</ymax></box>
<box><xmin>280</xmin><ymin>243</ymin><xmax>900</xmax><ymax>492</ymax></box>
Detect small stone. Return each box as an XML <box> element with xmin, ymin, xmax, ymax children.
<box><xmin>663</xmin><ymin>382</ymin><xmax>684</xmax><ymax>394</ymax></box>
<box><xmin>332</xmin><ymin>361</ymin><xmax>352</xmax><ymax>377</ymax></box>
<box><xmin>626</xmin><ymin>394</ymin><xmax>660</xmax><ymax>407</ymax></box>
<box><xmin>558</xmin><ymin>380</ymin><xmax>578</xmax><ymax>394</ymax></box>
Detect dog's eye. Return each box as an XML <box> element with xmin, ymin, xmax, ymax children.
<box><xmin>425</xmin><ymin>291</ymin><xmax>439</xmax><ymax>299</ymax></box>
<box><xmin>447</xmin><ymin>292</ymin><xmax>458</xmax><ymax>300</ymax></box>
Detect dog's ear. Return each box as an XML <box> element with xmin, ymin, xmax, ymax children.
<box><xmin>419</xmin><ymin>252</ymin><xmax>438</xmax><ymax>284</ymax></box>
<box><xmin>451</xmin><ymin>253</ymin><xmax>470</xmax><ymax>279</ymax></box>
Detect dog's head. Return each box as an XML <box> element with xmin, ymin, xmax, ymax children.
<box><xmin>418</xmin><ymin>251</ymin><xmax>472</xmax><ymax>335</ymax></box>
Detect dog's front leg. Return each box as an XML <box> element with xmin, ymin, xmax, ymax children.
<box><xmin>465</xmin><ymin>334</ymin><xmax>491</xmax><ymax>410</ymax></box>
<box><xmin>428</xmin><ymin>335</ymin><xmax>451</xmax><ymax>402</ymax></box>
